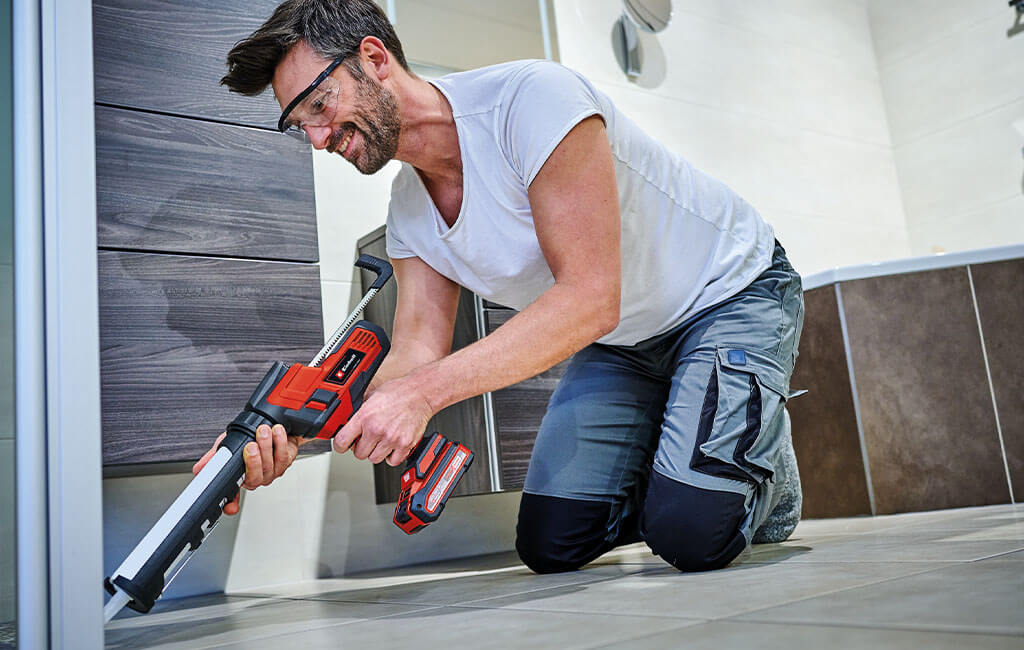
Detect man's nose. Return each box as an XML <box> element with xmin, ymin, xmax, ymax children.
<box><xmin>305</xmin><ymin>125</ymin><xmax>332</xmax><ymax>150</ymax></box>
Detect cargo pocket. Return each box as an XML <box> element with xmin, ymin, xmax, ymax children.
<box><xmin>690</xmin><ymin>346</ymin><xmax>791</xmax><ymax>485</ymax></box>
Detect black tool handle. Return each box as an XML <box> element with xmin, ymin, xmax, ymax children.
<box><xmin>355</xmin><ymin>254</ymin><xmax>393</xmax><ymax>290</ymax></box>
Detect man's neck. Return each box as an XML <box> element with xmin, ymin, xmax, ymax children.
<box><xmin>393</xmin><ymin>75</ymin><xmax>461</xmax><ymax>184</ymax></box>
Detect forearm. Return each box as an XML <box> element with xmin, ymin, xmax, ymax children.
<box><xmin>368</xmin><ymin>336</ymin><xmax>447</xmax><ymax>393</ymax></box>
<box><xmin>403</xmin><ymin>281</ymin><xmax>618</xmax><ymax>414</ymax></box>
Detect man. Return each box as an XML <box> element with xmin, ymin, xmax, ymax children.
<box><xmin>196</xmin><ymin>0</ymin><xmax>805</xmax><ymax>573</ymax></box>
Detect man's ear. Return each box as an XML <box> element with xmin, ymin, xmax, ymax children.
<box><xmin>359</xmin><ymin>36</ymin><xmax>391</xmax><ymax>81</ymax></box>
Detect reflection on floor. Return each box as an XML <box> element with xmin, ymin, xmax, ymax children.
<box><xmin>105</xmin><ymin>504</ymin><xmax>1024</xmax><ymax>649</ymax></box>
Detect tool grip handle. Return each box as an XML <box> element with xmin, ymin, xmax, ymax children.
<box><xmin>104</xmin><ymin>427</ymin><xmax>258</xmax><ymax>614</ymax></box>
<box><xmin>355</xmin><ymin>254</ymin><xmax>393</xmax><ymax>290</ymax></box>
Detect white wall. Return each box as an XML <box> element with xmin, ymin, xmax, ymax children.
<box><xmin>552</xmin><ymin>0</ymin><xmax>911</xmax><ymax>276</ymax></box>
<box><xmin>868</xmin><ymin>0</ymin><xmax>1024</xmax><ymax>255</ymax></box>
<box><xmin>393</xmin><ymin>0</ymin><xmax>549</xmax><ymax>70</ymax></box>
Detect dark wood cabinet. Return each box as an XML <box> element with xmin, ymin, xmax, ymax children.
<box><xmin>96</xmin><ymin>106</ymin><xmax>317</xmax><ymax>261</ymax></box>
<box><xmin>98</xmin><ymin>250</ymin><xmax>329</xmax><ymax>464</ymax></box>
<box><xmin>94</xmin><ymin>0</ymin><xmax>324</xmax><ymax>469</ymax></box>
<box><xmin>93</xmin><ymin>0</ymin><xmax>284</xmax><ymax>128</ymax></box>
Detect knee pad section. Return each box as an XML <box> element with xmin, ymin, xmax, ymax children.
<box><xmin>641</xmin><ymin>472</ymin><xmax>748</xmax><ymax>572</ymax></box>
<box><xmin>516</xmin><ymin>492</ymin><xmax>613</xmax><ymax>574</ymax></box>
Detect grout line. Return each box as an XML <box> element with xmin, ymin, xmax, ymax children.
<box><xmin>969</xmin><ymin>546</ymin><xmax>1024</xmax><ymax>563</ymax></box>
<box><xmin>717</xmin><ymin>617</ymin><xmax>1024</xmax><ymax>639</ymax></box>
<box><xmin>581</xmin><ymin>619</ymin><xmax>709</xmax><ymax>650</ymax></box>
<box><xmin>195</xmin><ymin>604</ymin><xmax>446</xmax><ymax>650</ymax></box>
<box><xmin>449</xmin><ymin>601</ymin><xmax>709</xmax><ymax>622</ymax></box>
<box><xmin>726</xmin><ymin>562</ymin><xmax>970</xmax><ymax>621</ymax></box>
<box><xmin>450</xmin><ymin>570</ymin><xmax>657</xmax><ymax>608</ymax></box>
<box><xmin>97</xmin><ymin>245</ymin><xmax>316</xmax><ymax>266</ymax></box>
<box><xmin>835</xmin><ymin>283</ymin><xmax>877</xmax><ymax>515</ymax></box>
<box><xmin>890</xmin><ymin>95</ymin><xmax>1024</xmax><ymax>149</ymax></box>
<box><xmin>95</xmin><ymin>101</ymin><xmax>276</xmax><ymax>133</ymax></box>
<box><xmin>967</xmin><ymin>265</ymin><xmax>1015</xmax><ymax>504</ymax></box>
<box><xmin>595</xmin><ymin>76</ymin><xmax>894</xmax><ymax>152</ymax></box>
<box><xmin>873</xmin><ymin>8</ymin><xmax>1009</xmax><ymax>71</ymax></box>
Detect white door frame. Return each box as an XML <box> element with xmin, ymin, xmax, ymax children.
<box><xmin>14</xmin><ymin>0</ymin><xmax>104</xmax><ymax>647</ymax></box>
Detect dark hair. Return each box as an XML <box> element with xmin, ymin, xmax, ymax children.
<box><xmin>221</xmin><ymin>0</ymin><xmax>409</xmax><ymax>95</ymax></box>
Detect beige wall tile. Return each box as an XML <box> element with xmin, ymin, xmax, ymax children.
<box><xmin>553</xmin><ymin>0</ymin><xmax>909</xmax><ymax>275</ymax></box>
<box><xmin>868</xmin><ymin>0</ymin><xmax>1006</xmax><ymax>67</ymax></box>
<box><xmin>906</xmin><ymin>196</ymin><xmax>1024</xmax><ymax>257</ymax></box>
<box><xmin>894</xmin><ymin>99</ymin><xmax>1024</xmax><ymax>228</ymax></box>
<box><xmin>879</xmin><ymin>12</ymin><xmax>1024</xmax><ymax>145</ymax></box>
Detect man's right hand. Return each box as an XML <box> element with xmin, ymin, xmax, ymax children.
<box><xmin>191</xmin><ymin>423</ymin><xmax>300</xmax><ymax>515</ymax></box>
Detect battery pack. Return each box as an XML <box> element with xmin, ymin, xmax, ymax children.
<box><xmin>393</xmin><ymin>432</ymin><xmax>474</xmax><ymax>534</ymax></box>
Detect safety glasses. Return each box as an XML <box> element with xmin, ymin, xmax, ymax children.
<box><xmin>277</xmin><ymin>55</ymin><xmax>346</xmax><ymax>141</ymax></box>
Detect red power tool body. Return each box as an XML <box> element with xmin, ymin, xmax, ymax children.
<box><xmin>103</xmin><ymin>255</ymin><xmax>475</xmax><ymax>621</ymax></box>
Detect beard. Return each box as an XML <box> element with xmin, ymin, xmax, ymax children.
<box><xmin>329</xmin><ymin>72</ymin><xmax>401</xmax><ymax>175</ymax></box>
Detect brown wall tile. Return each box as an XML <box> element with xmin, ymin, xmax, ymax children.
<box><xmin>969</xmin><ymin>259</ymin><xmax>1024</xmax><ymax>499</ymax></box>
<box><xmin>788</xmin><ymin>285</ymin><xmax>872</xmax><ymax>518</ymax></box>
<box><xmin>841</xmin><ymin>268</ymin><xmax>1010</xmax><ymax>514</ymax></box>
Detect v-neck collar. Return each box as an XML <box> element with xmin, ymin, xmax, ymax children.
<box><xmin>412</xmin><ymin>80</ymin><xmax>468</xmax><ymax>240</ymax></box>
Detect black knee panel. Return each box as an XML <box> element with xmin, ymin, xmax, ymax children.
<box><xmin>515</xmin><ymin>492</ymin><xmax>614</xmax><ymax>574</ymax></box>
<box><xmin>641</xmin><ymin>471</ymin><xmax>749</xmax><ymax>572</ymax></box>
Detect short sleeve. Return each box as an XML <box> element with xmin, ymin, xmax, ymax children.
<box><xmin>384</xmin><ymin>207</ymin><xmax>416</xmax><ymax>259</ymax></box>
<box><xmin>384</xmin><ymin>169</ymin><xmax>417</xmax><ymax>259</ymax></box>
<box><xmin>498</xmin><ymin>62</ymin><xmax>604</xmax><ymax>187</ymax></box>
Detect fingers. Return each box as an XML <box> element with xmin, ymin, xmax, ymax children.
<box><xmin>272</xmin><ymin>424</ymin><xmax>292</xmax><ymax>478</ymax></box>
<box><xmin>192</xmin><ymin>432</ymin><xmax>226</xmax><ymax>475</ymax></box>
<box><xmin>386</xmin><ymin>445</ymin><xmax>413</xmax><ymax>467</ymax></box>
<box><xmin>242</xmin><ymin>440</ymin><xmax>264</xmax><ymax>490</ymax></box>
<box><xmin>367</xmin><ymin>440</ymin><xmax>393</xmax><ymax>465</ymax></box>
<box><xmin>222</xmin><ymin>491</ymin><xmax>241</xmax><ymax>516</ymax></box>
<box><xmin>333</xmin><ymin>418</ymin><xmax>359</xmax><ymax>455</ymax></box>
<box><xmin>256</xmin><ymin>425</ymin><xmax>275</xmax><ymax>486</ymax></box>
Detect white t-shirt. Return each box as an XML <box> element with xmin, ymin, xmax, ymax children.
<box><xmin>385</xmin><ymin>60</ymin><xmax>775</xmax><ymax>346</ymax></box>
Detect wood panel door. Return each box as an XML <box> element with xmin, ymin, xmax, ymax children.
<box><xmin>96</xmin><ymin>105</ymin><xmax>318</xmax><ymax>261</ymax></box>
<box><xmin>93</xmin><ymin>0</ymin><xmax>283</xmax><ymax>128</ymax></box>
<box><xmin>99</xmin><ymin>250</ymin><xmax>329</xmax><ymax>465</ymax></box>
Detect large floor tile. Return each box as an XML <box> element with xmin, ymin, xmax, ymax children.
<box><xmin>104</xmin><ymin>594</ymin><xmax>429</xmax><ymax>649</ymax></box>
<box><xmin>214</xmin><ymin>606</ymin><xmax>700</xmax><ymax>650</ymax></box>
<box><xmin>235</xmin><ymin>563</ymin><xmax>645</xmax><ymax>607</ymax></box>
<box><xmin>795</xmin><ymin>504</ymin><xmax>1023</xmax><ymax>536</ymax></box>
<box><xmin>460</xmin><ymin>561</ymin><xmax>944</xmax><ymax>620</ymax></box>
<box><xmin>598</xmin><ymin>620</ymin><xmax>1024</xmax><ymax>650</ymax></box>
<box><xmin>736</xmin><ymin>559</ymin><xmax>1024</xmax><ymax>635</ymax></box>
<box><xmin>743</xmin><ymin>526</ymin><xmax>1024</xmax><ymax>564</ymax></box>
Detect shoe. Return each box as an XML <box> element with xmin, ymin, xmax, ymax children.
<box><xmin>752</xmin><ymin>416</ymin><xmax>802</xmax><ymax>544</ymax></box>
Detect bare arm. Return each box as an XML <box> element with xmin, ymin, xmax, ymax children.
<box><xmin>368</xmin><ymin>255</ymin><xmax>461</xmax><ymax>390</ymax></box>
<box><xmin>336</xmin><ymin>115</ymin><xmax>621</xmax><ymax>465</ymax></box>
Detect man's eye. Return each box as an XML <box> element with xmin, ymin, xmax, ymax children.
<box><xmin>311</xmin><ymin>98</ymin><xmax>325</xmax><ymax>114</ymax></box>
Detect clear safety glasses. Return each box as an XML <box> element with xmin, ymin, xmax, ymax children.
<box><xmin>277</xmin><ymin>55</ymin><xmax>346</xmax><ymax>142</ymax></box>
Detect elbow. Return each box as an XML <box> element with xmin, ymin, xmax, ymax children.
<box><xmin>598</xmin><ymin>302</ymin><xmax>620</xmax><ymax>338</ymax></box>
<box><xmin>592</xmin><ymin>288</ymin><xmax>620</xmax><ymax>339</ymax></box>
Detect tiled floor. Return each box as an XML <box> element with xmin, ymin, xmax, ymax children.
<box><xmin>104</xmin><ymin>504</ymin><xmax>1024</xmax><ymax>649</ymax></box>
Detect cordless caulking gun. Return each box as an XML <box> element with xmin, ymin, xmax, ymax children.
<box><xmin>103</xmin><ymin>255</ymin><xmax>475</xmax><ymax>622</ymax></box>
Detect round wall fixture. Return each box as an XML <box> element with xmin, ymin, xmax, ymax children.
<box><xmin>615</xmin><ymin>0</ymin><xmax>673</xmax><ymax>79</ymax></box>
<box><xmin>623</xmin><ymin>0</ymin><xmax>673</xmax><ymax>34</ymax></box>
